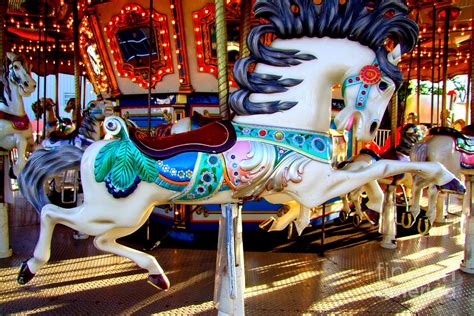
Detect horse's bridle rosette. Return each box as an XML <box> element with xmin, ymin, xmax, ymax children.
<box><xmin>360</xmin><ymin>64</ymin><xmax>381</xmax><ymax>85</ymax></box>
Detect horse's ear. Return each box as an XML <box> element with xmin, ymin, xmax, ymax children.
<box><xmin>6</xmin><ymin>52</ymin><xmax>16</xmax><ymax>63</ymax></box>
<box><xmin>387</xmin><ymin>44</ymin><xmax>402</xmax><ymax>66</ymax></box>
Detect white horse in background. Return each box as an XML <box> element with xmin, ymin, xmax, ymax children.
<box><xmin>409</xmin><ymin>126</ymin><xmax>473</xmax><ymax>227</ymax></box>
<box><xmin>0</xmin><ymin>52</ymin><xmax>36</xmax><ymax>176</ymax></box>
<box><xmin>17</xmin><ymin>0</ymin><xmax>463</xmax><ymax>291</ymax></box>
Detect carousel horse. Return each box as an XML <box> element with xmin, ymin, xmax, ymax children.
<box><xmin>38</xmin><ymin>100</ymin><xmax>114</xmax><ymax>149</ymax></box>
<box><xmin>0</xmin><ymin>52</ymin><xmax>36</xmax><ymax>176</ymax></box>
<box><xmin>31</xmin><ymin>97</ymin><xmax>76</xmax><ymax>138</ymax></box>
<box><xmin>17</xmin><ymin>0</ymin><xmax>464</xmax><ymax>290</ymax></box>
<box><xmin>339</xmin><ymin>123</ymin><xmax>426</xmax><ymax>227</ymax></box>
<box><xmin>408</xmin><ymin>125</ymin><xmax>473</xmax><ymax>227</ymax></box>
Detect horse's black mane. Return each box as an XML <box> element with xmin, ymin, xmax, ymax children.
<box><xmin>230</xmin><ymin>0</ymin><xmax>418</xmax><ymax>115</ymax></box>
<box><xmin>79</xmin><ymin>109</ymin><xmax>98</xmax><ymax>140</ymax></box>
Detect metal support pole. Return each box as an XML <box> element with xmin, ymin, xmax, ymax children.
<box><xmin>73</xmin><ymin>0</ymin><xmax>81</xmax><ymax>125</ymax></box>
<box><xmin>147</xmin><ymin>0</ymin><xmax>153</xmax><ymax>133</ymax></box>
<box><xmin>440</xmin><ymin>9</ymin><xmax>451</xmax><ymax>127</ymax></box>
<box><xmin>461</xmin><ymin>174</ymin><xmax>474</xmax><ymax>274</ymax></box>
<box><xmin>380</xmin><ymin>184</ymin><xmax>397</xmax><ymax>249</ymax></box>
<box><xmin>431</xmin><ymin>4</ymin><xmax>436</xmax><ymax>125</ymax></box>
<box><xmin>239</xmin><ymin>0</ymin><xmax>252</xmax><ymax>59</ymax></box>
<box><xmin>320</xmin><ymin>204</ymin><xmax>325</xmax><ymax>256</ymax></box>
<box><xmin>0</xmin><ymin>2</ymin><xmax>11</xmax><ymax>259</ymax></box>
<box><xmin>214</xmin><ymin>203</ymin><xmax>245</xmax><ymax>315</ymax></box>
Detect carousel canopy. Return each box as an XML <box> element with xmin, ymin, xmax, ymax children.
<box><xmin>2</xmin><ymin>0</ymin><xmax>473</xmax><ymax>83</ymax></box>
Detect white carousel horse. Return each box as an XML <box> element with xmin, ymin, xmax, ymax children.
<box><xmin>409</xmin><ymin>126</ymin><xmax>473</xmax><ymax>227</ymax></box>
<box><xmin>339</xmin><ymin>123</ymin><xmax>426</xmax><ymax>226</ymax></box>
<box><xmin>17</xmin><ymin>0</ymin><xmax>462</xmax><ymax>290</ymax></box>
<box><xmin>0</xmin><ymin>52</ymin><xmax>36</xmax><ymax>176</ymax></box>
<box><xmin>38</xmin><ymin>99</ymin><xmax>114</xmax><ymax>149</ymax></box>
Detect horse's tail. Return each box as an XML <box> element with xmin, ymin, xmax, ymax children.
<box><xmin>18</xmin><ymin>145</ymin><xmax>83</xmax><ymax>213</ymax></box>
<box><xmin>410</xmin><ymin>142</ymin><xmax>428</xmax><ymax>162</ymax></box>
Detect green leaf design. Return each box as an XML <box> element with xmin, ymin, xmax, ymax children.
<box><xmin>133</xmin><ymin>146</ymin><xmax>158</xmax><ymax>182</ymax></box>
<box><xmin>110</xmin><ymin>140</ymin><xmax>138</xmax><ymax>190</ymax></box>
<box><xmin>94</xmin><ymin>141</ymin><xmax>121</xmax><ymax>182</ymax></box>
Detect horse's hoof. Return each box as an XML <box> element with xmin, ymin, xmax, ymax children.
<box><xmin>259</xmin><ymin>217</ymin><xmax>276</xmax><ymax>232</ymax></box>
<box><xmin>437</xmin><ymin>178</ymin><xmax>466</xmax><ymax>195</ymax></box>
<box><xmin>417</xmin><ymin>217</ymin><xmax>431</xmax><ymax>235</ymax></box>
<box><xmin>401</xmin><ymin>212</ymin><xmax>414</xmax><ymax>228</ymax></box>
<box><xmin>287</xmin><ymin>222</ymin><xmax>298</xmax><ymax>239</ymax></box>
<box><xmin>18</xmin><ymin>261</ymin><xmax>35</xmax><ymax>285</ymax></box>
<box><xmin>352</xmin><ymin>214</ymin><xmax>361</xmax><ymax>227</ymax></box>
<box><xmin>9</xmin><ymin>166</ymin><xmax>17</xmax><ymax>179</ymax></box>
<box><xmin>147</xmin><ymin>273</ymin><xmax>170</xmax><ymax>290</ymax></box>
<box><xmin>73</xmin><ymin>231</ymin><xmax>89</xmax><ymax>240</ymax></box>
<box><xmin>338</xmin><ymin>210</ymin><xmax>348</xmax><ymax>223</ymax></box>
<box><xmin>363</xmin><ymin>209</ymin><xmax>379</xmax><ymax>225</ymax></box>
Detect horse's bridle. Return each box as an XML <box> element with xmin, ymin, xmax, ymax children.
<box><xmin>341</xmin><ymin>59</ymin><xmax>386</xmax><ymax>110</ymax></box>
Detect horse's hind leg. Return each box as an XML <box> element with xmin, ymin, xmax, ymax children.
<box><xmin>93</xmin><ymin>229</ymin><xmax>170</xmax><ymax>290</ymax></box>
<box><xmin>18</xmin><ymin>204</ymin><xmax>76</xmax><ymax>284</ymax></box>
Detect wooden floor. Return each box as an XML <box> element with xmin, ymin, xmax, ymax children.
<box><xmin>0</xmin><ymin>193</ymin><xmax>473</xmax><ymax>314</ymax></box>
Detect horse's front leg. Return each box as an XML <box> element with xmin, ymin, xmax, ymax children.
<box><xmin>13</xmin><ymin>134</ymin><xmax>28</xmax><ymax>176</ymax></box>
<box><xmin>293</xmin><ymin>160</ymin><xmax>460</xmax><ymax>209</ymax></box>
<box><xmin>93</xmin><ymin>229</ymin><xmax>170</xmax><ymax>290</ymax></box>
<box><xmin>409</xmin><ymin>176</ymin><xmax>430</xmax><ymax>220</ymax></box>
<box><xmin>18</xmin><ymin>204</ymin><xmax>69</xmax><ymax>284</ymax></box>
<box><xmin>268</xmin><ymin>202</ymin><xmax>300</xmax><ymax>232</ymax></box>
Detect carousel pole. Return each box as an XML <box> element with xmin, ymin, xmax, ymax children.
<box><xmin>55</xmin><ymin>38</ymin><xmax>59</xmax><ymax>116</ymax></box>
<box><xmin>431</xmin><ymin>4</ymin><xmax>436</xmax><ymax>125</ymax></box>
<box><xmin>416</xmin><ymin>21</ymin><xmax>421</xmax><ymax>120</ymax></box>
<box><xmin>215</xmin><ymin>0</ymin><xmax>230</xmax><ymax>120</ymax></box>
<box><xmin>213</xmin><ymin>1</ymin><xmax>244</xmax><ymax>315</ymax></box>
<box><xmin>42</xmin><ymin>0</ymin><xmax>48</xmax><ymax>140</ymax></box>
<box><xmin>0</xmin><ymin>0</ymin><xmax>12</xmax><ymax>258</ymax></box>
<box><xmin>380</xmin><ymin>93</ymin><xmax>398</xmax><ymax>249</ymax></box>
<box><xmin>147</xmin><ymin>0</ymin><xmax>153</xmax><ymax>133</ymax></box>
<box><xmin>36</xmin><ymin>26</ymin><xmax>41</xmax><ymax>143</ymax></box>
<box><xmin>460</xmin><ymin>7</ymin><xmax>474</xmax><ymax>274</ymax></box>
<box><xmin>439</xmin><ymin>7</ymin><xmax>458</xmax><ymax>127</ymax></box>
<box><xmin>73</xmin><ymin>0</ymin><xmax>81</xmax><ymax>125</ymax></box>
<box><xmin>239</xmin><ymin>0</ymin><xmax>252</xmax><ymax>59</ymax></box>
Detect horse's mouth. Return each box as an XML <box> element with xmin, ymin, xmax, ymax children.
<box><xmin>344</xmin><ymin>113</ymin><xmax>355</xmax><ymax>131</ymax></box>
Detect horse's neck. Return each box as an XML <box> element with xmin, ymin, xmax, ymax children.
<box><xmin>233</xmin><ymin>37</ymin><xmax>375</xmax><ymax>133</ymax></box>
<box><xmin>80</xmin><ymin>117</ymin><xmax>102</xmax><ymax>141</ymax></box>
<box><xmin>46</xmin><ymin>108</ymin><xmax>58</xmax><ymax>123</ymax></box>
<box><xmin>0</xmin><ymin>87</ymin><xmax>25</xmax><ymax>116</ymax></box>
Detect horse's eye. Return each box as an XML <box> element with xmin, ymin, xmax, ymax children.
<box><xmin>14</xmin><ymin>65</ymin><xmax>18</xmax><ymax>70</ymax></box>
<box><xmin>379</xmin><ymin>81</ymin><xmax>388</xmax><ymax>91</ymax></box>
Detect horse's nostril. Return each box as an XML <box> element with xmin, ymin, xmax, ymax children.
<box><xmin>370</xmin><ymin>121</ymin><xmax>378</xmax><ymax>134</ymax></box>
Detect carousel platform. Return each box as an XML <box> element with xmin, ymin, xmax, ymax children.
<box><xmin>1</xmin><ymin>193</ymin><xmax>473</xmax><ymax>315</ymax></box>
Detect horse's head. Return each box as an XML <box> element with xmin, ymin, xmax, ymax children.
<box><xmin>6</xmin><ymin>52</ymin><xmax>36</xmax><ymax>97</ymax></box>
<box><xmin>31</xmin><ymin>98</ymin><xmax>56</xmax><ymax>119</ymax></box>
<box><xmin>334</xmin><ymin>46</ymin><xmax>401</xmax><ymax>141</ymax></box>
<box><xmin>86</xmin><ymin>100</ymin><xmax>115</xmax><ymax>121</ymax></box>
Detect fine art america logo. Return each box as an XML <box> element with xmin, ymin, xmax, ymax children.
<box><xmin>376</xmin><ymin>262</ymin><xmax>456</xmax><ymax>298</ymax></box>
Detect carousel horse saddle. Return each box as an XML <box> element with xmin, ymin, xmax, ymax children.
<box><xmin>0</xmin><ymin>111</ymin><xmax>30</xmax><ymax>130</ymax></box>
<box><xmin>129</xmin><ymin>120</ymin><xmax>236</xmax><ymax>159</ymax></box>
<box><xmin>430</xmin><ymin>126</ymin><xmax>474</xmax><ymax>168</ymax></box>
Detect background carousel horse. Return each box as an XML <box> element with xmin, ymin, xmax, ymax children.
<box><xmin>409</xmin><ymin>125</ymin><xmax>473</xmax><ymax>227</ymax></box>
<box><xmin>338</xmin><ymin>123</ymin><xmax>426</xmax><ymax>227</ymax></box>
<box><xmin>0</xmin><ymin>52</ymin><xmax>36</xmax><ymax>176</ymax></box>
<box><xmin>17</xmin><ymin>0</ymin><xmax>463</xmax><ymax>290</ymax></box>
<box><xmin>38</xmin><ymin>99</ymin><xmax>113</xmax><ymax>149</ymax></box>
<box><xmin>31</xmin><ymin>97</ymin><xmax>76</xmax><ymax>139</ymax></box>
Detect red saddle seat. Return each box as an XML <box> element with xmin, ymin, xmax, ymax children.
<box><xmin>0</xmin><ymin>111</ymin><xmax>30</xmax><ymax>130</ymax></box>
<box><xmin>129</xmin><ymin>120</ymin><xmax>236</xmax><ymax>159</ymax></box>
